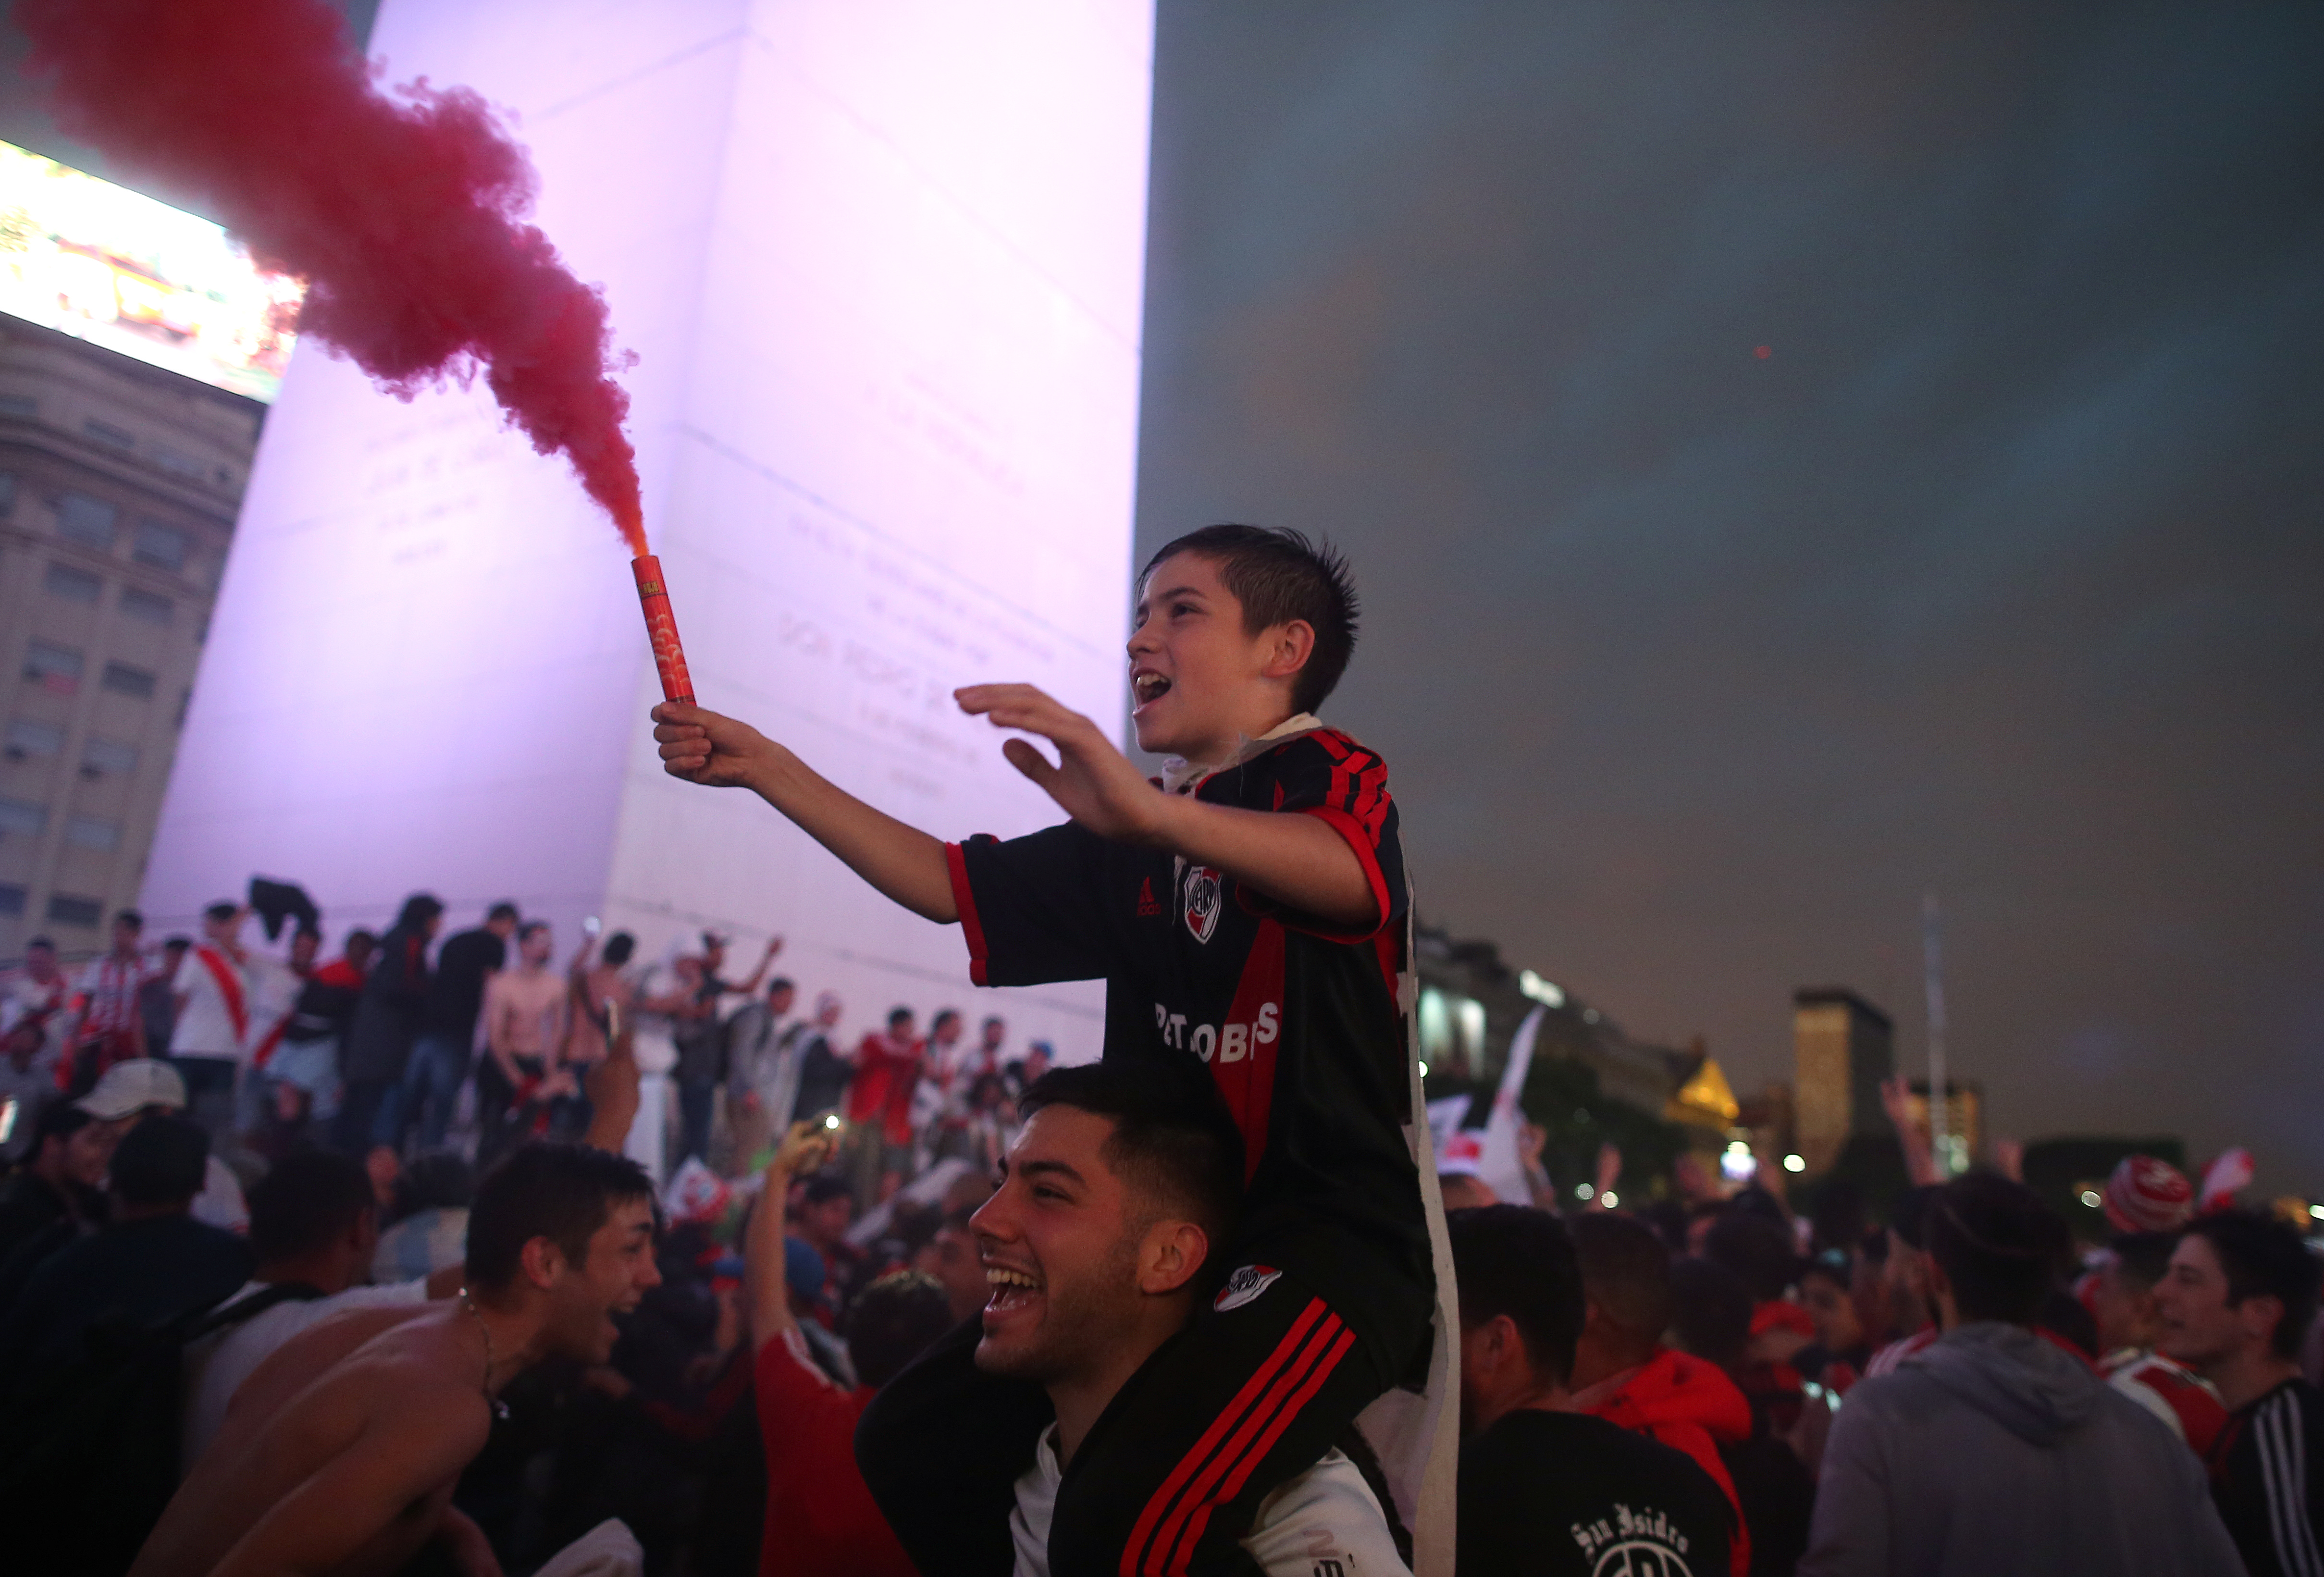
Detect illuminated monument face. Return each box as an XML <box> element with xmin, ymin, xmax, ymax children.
<box><xmin>140</xmin><ymin>0</ymin><xmax>1153</xmax><ymax>1053</ymax></box>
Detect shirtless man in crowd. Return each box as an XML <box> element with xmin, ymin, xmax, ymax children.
<box><xmin>132</xmin><ymin>1141</ymin><xmax>659</xmax><ymax>1577</ymax></box>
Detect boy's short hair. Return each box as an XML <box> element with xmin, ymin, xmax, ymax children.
<box><xmin>517</xmin><ymin>920</ymin><xmax>551</xmax><ymax>943</ymax></box>
<box><xmin>202</xmin><ymin>902</ymin><xmax>238</xmax><ymax>924</ymax></box>
<box><xmin>1667</xmin><ymin>1255</ymin><xmax>1753</xmax><ymax>1371</ymax></box>
<box><xmin>1020</xmin><ymin>1060</ymin><xmax>1244</xmax><ymax>1246</ymax></box>
<box><xmin>2184</xmin><ymin>1210</ymin><xmax>2324</xmax><ymax>1360</ymax></box>
<box><xmin>1569</xmin><ymin>1211</ymin><xmax>1674</xmax><ymax>1337</ymax></box>
<box><xmin>1704</xmin><ymin>1212</ymin><xmax>1801</xmax><ymax>1302</ymax></box>
<box><xmin>1141</xmin><ymin>524</ymin><xmax>1360</xmax><ymax>715</ymax></box>
<box><xmin>1891</xmin><ymin>1184</ymin><xmax>1941</xmax><ymax>1251</ymax></box>
<box><xmin>112</xmin><ymin>1114</ymin><xmax>209</xmax><ymax>1207</ymax></box>
<box><xmin>846</xmin><ymin>1269</ymin><xmax>955</xmax><ymax>1389</ymax></box>
<box><xmin>486</xmin><ymin>901</ymin><xmax>521</xmax><ymax>924</ymax></box>
<box><xmin>802</xmin><ymin>1174</ymin><xmax>853</xmax><ymax>1208</ymax></box>
<box><xmin>466</xmin><ymin>1142</ymin><xmax>655</xmax><ymax>1293</ymax></box>
<box><xmin>249</xmin><ymin>1149</ymin><xmax>376</xmax><ymax>1264</ymax></box>
<box><xmin>1448</xmin><ymin>1205</ymin><xmax>1585</xmax><ymax>1384</ymax></box>
<box><xmin>1925</xmin><ymin>1172</ymin><xmax>2067</xmax><ymax>1326</ymax></box>
<box><xmin>602</xmin><ymin>932</ymin><xmax>636</xmax><ymax>965</ymax></box>
<box><xmin>2107</xmin><ymin>1230</ymin><xmax>2180</xmax><ymax>1293</ymax></box>
<box><xmin>114</xmin><ymin>909</ymin><xmax>143</xmax><ymax>929</ymax></box>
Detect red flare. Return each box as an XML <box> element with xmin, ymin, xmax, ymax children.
<box><xmin>631</xmin><ymin>556</ymin><xmax>694</xmax><ymax>705</ymax></box>
<box><xmin>17</xmin><ymin>0</ymin><xmax>649</xmax><ymax>555</ymax></box>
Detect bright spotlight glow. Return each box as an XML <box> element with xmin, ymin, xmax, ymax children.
<box><xmin>1518</xmin><ymin>969</ymin><xmax>1566</xmax><ymax>1009</ymax></box>
<box><xmin>1600</xmin><ymin>1191</ymin><xmax>1619</xmax><ymax>1208</ymax></box>
<box><xmin>2309</xmin><ymin>1205</ymin><xmax>2324</xmax><ymax>1222</ymax></box>
<box><xmin>1726</xmin><ymin>1140</ymin><xmax>1750</xmax><ymax>1154</ymax></box>
<box><xmin>1782</xmin><ymin>1154</ymin><xmax>1806</xmax><ymax>1174</ymax></box>
<box><xmin>1417</xmin><ymin>1061</ymin><xmax>1429</xmax><ymax>1078</ymax></box>
<box><xmin>1575</xmin><ymin>1183</ymin><xmax>1594</xmax><ymax>1201</ymax></box>
<box><xmin>2080</xmin><ymin>1190</ymin><xmax>2102</xmax><ymax>1208</ymax></box>
<box><xmin>1719</xmin><ymin>1149</ymin><xmax>1757</xmax><ymax>1183</ymax></box>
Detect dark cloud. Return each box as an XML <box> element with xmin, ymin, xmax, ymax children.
<box><xmin>1136</xmin><ymin>4</ymin><xmax>2324</xmax><ymax>1181</ymax></box>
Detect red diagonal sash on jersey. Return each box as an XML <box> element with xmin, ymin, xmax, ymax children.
<box><xmin>194</xmin><ymin>945</ymin><xmax>249</xmax><ymax>1047</ymax></box>
<box><xmin>1208</xmin><ymin>919</ymin><xmax>1286</xmax><ymax>1183</ymax></box>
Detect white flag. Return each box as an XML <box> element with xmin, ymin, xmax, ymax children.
<box><xmin>1477</xmin><ymin>1006</ymin><xmax>1545</xmax><ymax>1205</ymax></box>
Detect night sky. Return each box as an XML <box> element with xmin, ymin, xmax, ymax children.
<box><xmin>5</xmin><ymin>5</ymin><xmax>2318</xmax><ymax>1183</ymax></box>
<box><xmin>1129</xmin><ymin>4</ymin><xmax>2324</xmax><ymax>1185</ymax></box>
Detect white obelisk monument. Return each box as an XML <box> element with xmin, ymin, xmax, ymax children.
<box><xmin>140</xmin><ymin>0</ymin><xmax>1153</xmax><ymax>1060</ymax></box>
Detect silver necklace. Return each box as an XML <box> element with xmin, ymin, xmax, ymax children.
<box><xmin>458</xmin><ymin>1288</ymin><xmax>512</xmax><ymax>1420</ymax></box>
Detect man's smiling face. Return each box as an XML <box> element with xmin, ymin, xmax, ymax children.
<box><xmin>971</xmin><ymin>1105</ymin><xmax>1143</xmax><ymax>1384</ymax></box>
<box><xmin>544</xmin><ymin>1196</ymin><xmax>662</xmax><ymax>1365</ymax></box>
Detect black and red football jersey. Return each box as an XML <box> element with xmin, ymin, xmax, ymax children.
<box><xmin>944</xmin><ymin>723</ymin><xmax>1428</xmax><ymax>1282</ymax></box>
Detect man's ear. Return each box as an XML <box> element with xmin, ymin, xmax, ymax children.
<box><xmin>1484</xmin><ymin>1312</ymin><xmax>1527</xmax><ymax>1370</ymax></box>
<box><xmin>2238</xmin><ymin>1292</ymin><xmax>2286</xmax><ymax>1350</ymax></box>
<box><xmin>1138</xmin><ymin>1220</ymin><xmax>1211</xmax><ymax>1296</ymax></box>
<box><xmin>519</xmin><ymin>1234</ymin><xmax>568</xmax><ymax>1291</ymax></box>
<box><xmin>1259</xmin><ymin>620</ymin><xmax>1315</xmax><ymax>685</ymax></box>
<box><xmin>1578</xmin><ymin>1296</ymin><xmax>1614</xmax><ymax>1340</ymax></box>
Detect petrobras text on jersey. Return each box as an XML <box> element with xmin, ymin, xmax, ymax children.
<box><xmin>1154</xmin><ymin>1000</ymin><xmax>1279</xmax><ymax>1063</ymax></box>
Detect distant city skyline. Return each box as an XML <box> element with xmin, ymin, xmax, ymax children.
<box><xmin>2</xmin><ymin>3</ymin><xmax>2316</xmax><ymax>1185</ymax></box>
<box><xmin>1131</xmin><ymin>4</ymin><xmax>2324</xmax><ymax>1188</ymax></box>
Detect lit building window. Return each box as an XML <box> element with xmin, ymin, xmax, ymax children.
<box><xmin>0</xmin><ymin>797</ymin><xmax>49</xmax><ymax>838</ymax></box>
<box><xmin>45</xmin><ymin>892</ymin><xmax>101</xmax><ymax>926</ymax></box>
<box><xmin>119</xmin><ymin>587</ymin><xmax>173</xmax><ymax>625</ymax></box>
<box><xmin>55</xmin><ymin>492</ymin><xmax>119</xmax><ymax>548</ymax></box>
<box><xmin>81</xmin><ymin>737</ymin><xmax>137</xmax><ymax>777</ymax></box>
<box><xmin>44</xmin><ymin>563</ymin><xmax>101</xmax><ymax>603</ymax></box>
<box><xmin>132</xmin><ymin>519</ymin><xmax>187</xmax><ymax>570</ymax></box>
<box><xmin>1455</xmin><ymin>996</ymin><xmax>1486</xmax><ymax>1072</ymax></box>
<box><xmin>4</xmin><ymin>719</ymin><xmax>62</xmax><ymax>758</ymax></box>
<box><xmin>100</xmin><ymin>662</ymin><xmax>157</xmax><ymax>699</ymax></box>
<box><xmin>1417</xmin><ymin>987</ymin><xmax>1451</xmax><ymax>1066</ymax></box>
<box><xmin>24</xmin><ymin>641</ymin><xmax>82</xmax><ymax>693</ymax></box>
<box><xmin>65</xmin><ymin>815</ymin><xmax>120</xmax><ymax>851</ymax></box>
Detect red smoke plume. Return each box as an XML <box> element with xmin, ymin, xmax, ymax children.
<box><xmin>16</xmin><ymin>0</ymin><xmax>647</xmax><ymax>555</ymax></box>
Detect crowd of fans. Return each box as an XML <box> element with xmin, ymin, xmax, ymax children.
<box><xmin>0</xmin><ymin>891</ymin><xmax>2316</xmax><ymax>1576</ymax></box>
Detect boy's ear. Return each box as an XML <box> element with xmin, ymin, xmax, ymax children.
<box><xmin>1259</xmin><ymin>620</ymin><xmax>1315</xmax><ymax>684</ymax></box>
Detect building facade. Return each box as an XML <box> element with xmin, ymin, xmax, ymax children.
<box><xmin>1792</xmin><ymin>986</ymin><xmax>1895</xmax><ymax>1175</ymax></box>
<box><xmin>0</xmin><ymin>316</ymin><xmax>257</xmax><ymax>957</ymax></box>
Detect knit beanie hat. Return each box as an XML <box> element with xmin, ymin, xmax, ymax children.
<box><xmin>2103</xmin><ymin>1154</ymin><xmax>2195</xmax><ymax>1233</ymax></box>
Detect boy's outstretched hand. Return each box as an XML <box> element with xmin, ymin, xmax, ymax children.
<box><xmin>654</xmin><ymin>702</ymin><xmax>778</xmax><ymax>790</ymax></box>
<box><xmin>956</xmin><ymin>684</ymin><xmax>1168</xmax><ymax>845</ymax></box>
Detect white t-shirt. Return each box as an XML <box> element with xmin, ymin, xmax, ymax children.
<box><xmin>169</xmin><ymin>948</ymin><xmax>251</xmax><ymax>1061</ymax></box>
<box><xmin>243</xmin><ymin>952</ymin><xmax>304</xmax><ymax>1051</ymax></box>
<box><xmin>191</xmin><ymin>1153</ymin><xmax>249</xmax><ymax>1235</ymax></box>
<box><xmin>0</xmin><ymin>967</ymin><xmax>71</xmax><ymax>1069</ymax></box>
<box><xmin>1010</xmin><ymin>1427</ymin><xmax>1408</xmax><ymax>1577</ymax></box>
<box><xmin>182</xmin><ymin>1276</ymin><xmax>429</xmax><ymax>1470</ymax></box>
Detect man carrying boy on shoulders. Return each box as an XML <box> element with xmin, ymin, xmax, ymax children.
<box><xmin>655</xmin><ymin>525</ymin><xmax>1437</xmax><ymax>1575</ymax></box>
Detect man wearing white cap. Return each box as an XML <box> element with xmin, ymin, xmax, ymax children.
<box><xmin>80</xmin><ymin>1059</ymin><xmax>249</xmax><ymax>1234</ymax></box>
